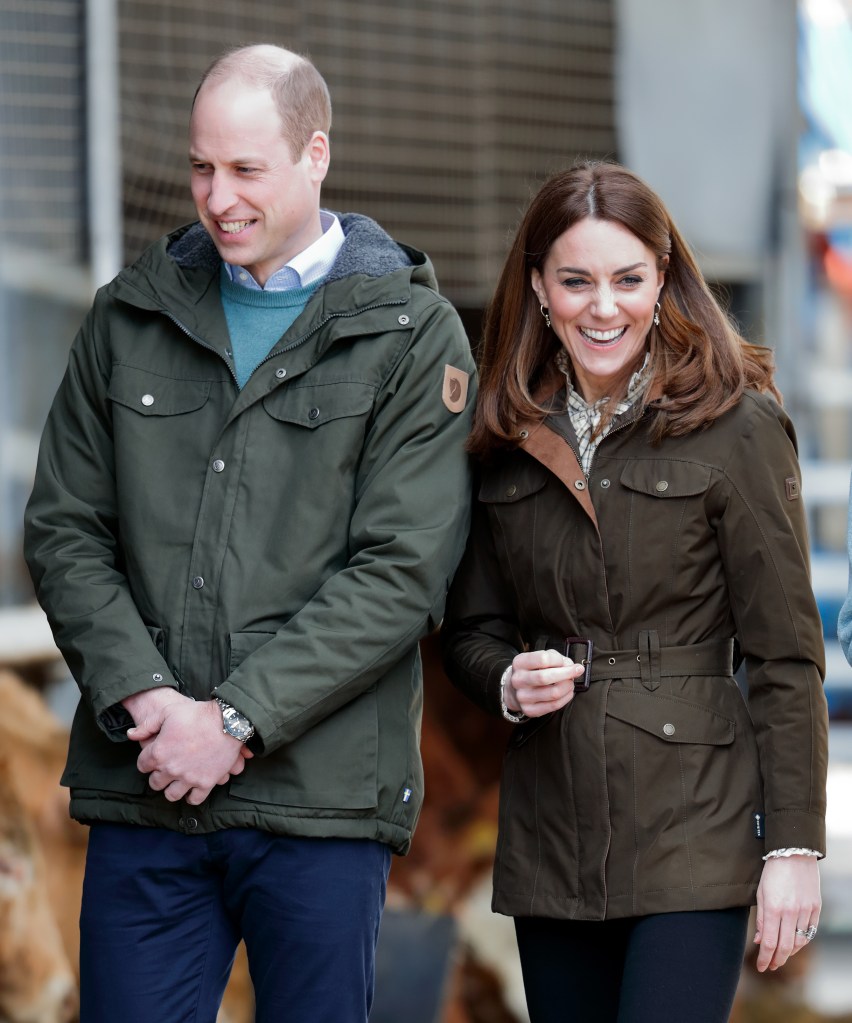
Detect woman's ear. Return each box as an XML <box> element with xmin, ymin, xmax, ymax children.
<box><xmin>530</xmin><ymin>267</ymin><xmax>546</xmax><ymax>307</ymax></box>
<box><xmin>657</xmin><ymin>255</ymin><xmax>669</xmax><ymax>296</ymax></box>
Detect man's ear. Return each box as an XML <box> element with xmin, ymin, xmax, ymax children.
<box><xmin>305</xmin><ymin>131</ymin><xmax>330</xmax><ymax>183</ymax></box>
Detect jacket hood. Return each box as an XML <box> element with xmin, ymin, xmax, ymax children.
<box><xmin>167</xmin><ymin>212</ymin><xmax>419</xmax><ymax>284</ymax></box>
<box><xmin>108</xmin><ymin>212</ymin><xmax>435</xmax><ymax>321</ymax></box>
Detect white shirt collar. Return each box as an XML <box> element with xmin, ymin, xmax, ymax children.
<box><xmin>225</xmin><ymin>210</ymin><xmax>344</xmax><ymax>291</ymax></box>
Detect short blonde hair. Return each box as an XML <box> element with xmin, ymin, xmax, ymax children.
<box><xmin>195</xmin><ymin>44</ymin><xmax>332</xmax><ymax>161</ymax></box>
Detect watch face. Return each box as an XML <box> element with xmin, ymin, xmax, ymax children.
<box><xmin>219</xmin><ymin>701</ymin><xmax>254</xmax><ymax>741</ymax></box>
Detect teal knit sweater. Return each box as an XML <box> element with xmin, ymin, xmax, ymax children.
<box><xmin>220</xmin><ymin>268</ymin><xmax>322</xmax><ymax>389</ymax></box>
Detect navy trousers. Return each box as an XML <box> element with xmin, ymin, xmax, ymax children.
<box><xmin>515</xmin><ymin>908</ymin><xmax>750</xmax><ymax>1023</ymax></box>
<box><xmin>79</xmin><ymin>823</ymin><xmax>391</xmax><ymax>1023</ymax></box>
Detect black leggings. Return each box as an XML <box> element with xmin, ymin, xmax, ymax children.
<box><xmin>514</xmin><ymin>908</ymin><xmax>750</xmax><ymax>1023</ymax></box>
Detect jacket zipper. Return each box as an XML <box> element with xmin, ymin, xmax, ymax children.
<box><xmin>162</xmin><ymin>311</ymin><xmax>240</xmax><ymax>386</ymax></box>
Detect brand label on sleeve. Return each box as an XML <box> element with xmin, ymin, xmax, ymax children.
<box><xmin>442</xmin><ymin>365</ymin><xmax>469</xmax><ymax>413</ymax></box>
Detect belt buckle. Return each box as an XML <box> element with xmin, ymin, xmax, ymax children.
<box><xmin>564</xmin><ymin>636</ymin><xmax>593</xmax><ymax>692</ymax></box>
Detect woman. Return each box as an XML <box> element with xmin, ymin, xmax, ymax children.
<box><xmin>441</xmin><ymin>162</ymin><xmax>828</xmax><ymax>1023</ymax></box>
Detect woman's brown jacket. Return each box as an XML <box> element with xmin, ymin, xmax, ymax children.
<box><xmin>442</xmin><ymin>387</ymin><xmax>828</xmax><ymax>921</ymax></box>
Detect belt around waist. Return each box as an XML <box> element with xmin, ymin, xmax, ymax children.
<box><xmin>537</xmin><ymin>633</ymin><xmax>735</xmax><ymax>690</ymax></box>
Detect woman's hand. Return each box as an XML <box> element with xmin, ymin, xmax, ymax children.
<box><xmin>504</xmin><ymin>649</ymin><xmax>586</xmax><ymax>718</ymax></box>
<box><xmin>754</xmin><ymin>854</ymin><xmax>821</xmax><ymax>972</ymax></box>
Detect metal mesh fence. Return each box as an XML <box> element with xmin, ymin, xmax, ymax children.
<box><xmin>1</xmin><ymin>0</ymin><xmax>616</xmax><ymax>306</ymax></box>
<box><xmin>0</xmin><ymin>0</ymin><xmax>86</xmax><ymax>266</ymax></box>
<box><xmin>120</xmin><ymin>0</ymin><xmax>617</xmax><ymax>306</ymax></box>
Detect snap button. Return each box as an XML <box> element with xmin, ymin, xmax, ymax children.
<box><xmin>574</xmin><ymin>479</ymin><xmax>586</xmax><ymax>491</ymax></box>
<box><xmin>608</xmin><ymin>657</ymin><xmax>616</xmax><ymax>665</ymax></box>
<box><xmin>152</xmin><ymin>673</ymin><xmax>163</xmax><ymax>682</ymax></box>
<box><xmin>192</xmin><ymin>576</ymin><xmax>204</xmax><ymax>589</ymax></box>
<box><xmin>141</xmin><ymin>394</ymin><xmax>154</xmax><ymax>406</ymax></box>
<box><xmin>600</xmin><ymin>478</ymin><xmax>610</xmax><ymax>488</ymax></box>
<box><xmin>663</xmin><ymin>723</ymin><xmax>676</xmax><ymax>736</ymax></box>
<box><xmin>398</xmin><ymin>314</ymin><xmax>410</xmax><ymax>325</ymax></box>
<box><xmin>518</xmin><ymin>429</ymin><xmax>529</xmax><ymax>439</ymax></box>
<box><xmin>185</xmin><ymin>817</ymin><xmax>198</xmax><ymax>831</ymax></box>
<box><xmin>655</xmin><ymin>480</ymin><xmax>669</xmax><ymax>492</ymax></box>
<box><xmin>275</xmin><ymin>368</ymin><xmax>287</xmax><ymax>379</ymax></box>
<box><xmin>212</xmin><ymin>459</ymin><xmax>225</xmax><ymax>472</ymax></box>
<box><xmin>308</xmin><ymin>407</ymin><xmax>320</xmax><ymax>420</ymax></box>
<box><xmin>506</xmin><ymin>484</ymin><xmax>517</xmax><ymax>498</ymax></box>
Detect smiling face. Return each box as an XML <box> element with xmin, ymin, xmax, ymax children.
<box><xmin>531</xmin><ymin>217</ymin><xmax>666</xmax><ymax>403</ymax></box>
<box><xmin>189</xmin><ymin>76</ymin><xmax>329</xmax><ymax>286</ymax></box>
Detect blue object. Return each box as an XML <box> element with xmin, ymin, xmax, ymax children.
<box><xmin>79</xmin><ymin>823</ymin><xmax>391</xmax><ymax>1023</ymax></box>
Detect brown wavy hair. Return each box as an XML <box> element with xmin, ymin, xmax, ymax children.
<box><xmin>467</xmin><ymin>161</ymin><xmax>779</xmax><ymax>456</ymax></box>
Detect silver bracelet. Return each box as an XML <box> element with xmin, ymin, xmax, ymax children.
<box><xmin>499</xmin><ymin>664</ymin><xmax>527</xmax><ymax>723</ymax></box>
<box><xmin>762</xmin><ymin>847</ymin><xmax>822</xmax><ymax>861</ymax></box>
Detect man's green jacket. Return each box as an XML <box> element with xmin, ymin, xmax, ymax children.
<box><xmin>25</xmin><ymin>213</ymin><xmax>476</xmax><ymax>854</ymax></box>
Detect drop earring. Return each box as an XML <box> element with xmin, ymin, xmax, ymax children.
<box><xmin>540</xmin><ymin>304</ymin><xmax>552</xmax><ymax>329</ymax></box>
<box><xmin>654</xmin><ymin>302</ymin><xmax>661</xmax><ymax>327</ymax></box>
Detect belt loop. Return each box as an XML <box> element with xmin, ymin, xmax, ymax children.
<box><xmin>638</xmin><ymin>629</ymin><xmax>661</xmax><ymax>691</ymax></box>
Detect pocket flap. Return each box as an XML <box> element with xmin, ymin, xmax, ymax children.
<box><xmin>263</xmin><ymin>380</ymin><xmax>376</xmax><ymax>428</ymax></box>
<box><xmin>606</xmin><ymin>688</ymin><xmax>735</xmax><ymax>745</ymax></box>
<box><xmin>229</xmin><ymin>630</ymin><xmax>275</xmax><ymax>674</ymax></box>
<box><xmin>108</xmin><ymin>364</ymin><xmax>211</xmax><ymax>416</ymax></box>
<box><xmin>619</xmin><ymin>459</ymin><xmax>711</xmax><ymax>498</ymax></box>
<box><xmin>479</xmin><ymin>467</ymin><xmax>548</xmax><ymax>504</ymax></box>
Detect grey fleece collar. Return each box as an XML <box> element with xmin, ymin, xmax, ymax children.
<box><xmin>168</xmin><ymin>212</ymin><xmax>413</xmax><ymax>282</ymax></box>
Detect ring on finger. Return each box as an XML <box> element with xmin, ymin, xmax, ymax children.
<box><xmin>795</xmin><ymin>925</ymin><xmax>818</xmax><ymax>941</ymax></box>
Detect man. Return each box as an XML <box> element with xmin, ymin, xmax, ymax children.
<box><xmin>24</xmin><ymin>44</ymin><xmax>475</xmax><ymax>1023</ymax></box>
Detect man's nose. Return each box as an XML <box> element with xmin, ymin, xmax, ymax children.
<box><xmin>206</xmin><ymin>173</ymin><xmax>237</xmax><ymax>216</ymax></box>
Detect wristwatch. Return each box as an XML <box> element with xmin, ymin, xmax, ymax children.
<box><xmin>215</xmin><ymin>698</ymin><xmax>255</xmax><ymax>743</ymax></box>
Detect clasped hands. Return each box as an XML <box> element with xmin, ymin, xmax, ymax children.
<box><xmin>122</xmin><ymin>687</ymin><xmax>253</xmax><ymax>805</ymax></box>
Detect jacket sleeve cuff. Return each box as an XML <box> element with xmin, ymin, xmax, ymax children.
<box><xmin>97</xmin><ymin>702</ymin><xmax>136</xmax><ymax>741</ymax></box>
<box><xmin>92</xmin><ymin>667</ymin><xmax>179</xmax><ymax>742</ymax></box>
<box><xmin>764</xmin><ymin>810</ymin><xmax>826</xmax><ymax>858</ymax></box>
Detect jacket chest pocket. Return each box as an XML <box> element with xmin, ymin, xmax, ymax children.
<box><xmin>108</xmin><ymin>364</ymin><xmax>213</xmax><ymax>418</ymax></box>
<box><xmin>106</xmin><ymin>365</ymin><xmax>218</xmax><ymax>507</ymax></box>
<box><xmin>261</xmin><ymin>380</ymin><xmax>377</xmax><ymax>476</ymax></box>
<box><xmin>618</xmin><ymin>459</ymin><xmax>711</xmax><ymax>503</ymax></box>
<box><xmin>479</xmin><ymin>462</ymin><xmax>549</xmax><ymax>539</ymax></box>
<box><xmin>262</xmin><ymin>380</ymin><xmax>376</xmax><ymax>429</ymax></box>
<box><xmin>479</xmin><ymin>461</ymin><xmax>577</xmax><ymax>604</ymax></box>
<box><xmin>615</xmin><ymin>458</ymin><xmax>715</xmax><ymax>579</ymax></box>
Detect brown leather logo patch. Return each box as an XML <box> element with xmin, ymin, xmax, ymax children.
<box><xmin>785</xmin><ymin>477</ymin><xmax>800</xmax><ymax>501</ymax></box>
<box><xmin>442</xmin><ymin>365</ymin><xmax>469</xmax><ymax>413</ymax></box>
